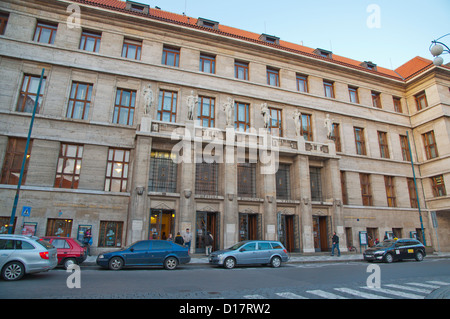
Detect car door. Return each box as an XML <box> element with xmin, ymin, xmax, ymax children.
<box><xmin>256</xmin><ymin>242</ymin><xmax>272</xmax><ymax>263</ymax></box>
<box><xmin>235</xmin><ymin>242</ymin><xmax>257</xmax><ymax>265</ymax></box>
<box><xmin>393</xmin><ymin>241</ymin><xmax>407</xmax><ymax>260</ymax></box>
<box><xmin>51</xmin><ymin>239</ymin><xmax>71</xmax><ymax>263</ymax></box>
<box><xmin>125</xmin><ymin>241</ymin><xmax>151</xmax><ymax>265</ymax></box>
<box><xmin>0</xmin><ymin>239</ymin><xmax>15</xmax><ymax>268</ymax></box>
<box><xmin>149</xmin><ymin>241</ymin><xmax>172</xmax><ymax>264</ymax></box>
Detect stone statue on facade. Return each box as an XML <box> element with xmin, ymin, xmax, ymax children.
<box><xmin>223</xmin><ymin>97</ymin><xmax>235</xmax><ymax>126</ymax></box>
<box><xmin>324</xmin><ymin>114</ymin><xmax>333</xmax><ymax>139</ymax></box>
<box><xmin>143</xmin><ymin>84</ymin><xmax>154</xmax><ymax>116</ymax></box>
<box><xmin>186</xmin><ymin>90</ymin><xmax>198</xmax><ymax>121</ymax></box>
<box><xmin>292</xmin><ymin>109</ymin><xmax>302</xmax><ymax>137</ymax></box>
<box><xmin>261</xmin><ymin>103</ymin><xmax>271</xmax><ymax>128</ymax></box>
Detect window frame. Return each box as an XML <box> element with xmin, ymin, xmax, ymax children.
<box><xmin>399</xmin><ymin>135</ymin><xmax>411</xmax><ymax>161</ymax></box>
<box><xmin>415</xmin><ymin>91</ymin><xmax>428</xmax><ymax>111</ymax></box>
<box><xmin>377</xmin><ymin>131</ymin><xmax>390</xmax><ymax>159</ymax></box>
<box><xmin>162</xmin><ymin>46</ymin><xmax>180</xmax><ymax>67</ymax></box>
<box><xmin>354</xmin><ymin>127</ymin><xmax>367</xmax><ymax>156</ymax></box>
<box><xmin>33</xmin><ymin>21</ymin><xmax>57</xmax><ymax>44</ymax></box>
<box><xmin>371</xmin><ymin>91</ymin><xmax>382</xmax><ymax>108</ymax></box>
<box><xmin>113</xmin><ymin>88</ymin><xmax>136</xmax><ymax>126</ymax></box>
<box><xmin>16</xmin><ymin>74</ymin><xmax>47</xmax><ymax>113</ymax></box>
<box><xmin>104</xmin><ymin>148</ymin><xmax>130</xmax><ymax>193</ymax></box>
<box><xmin>197</xmin><ymin>95</ymin><xmax>215</xmax><ymax>128</ymax></box>
<box><xmin>384</xmin><ymin>176</ymin><xmax>396</xmax><ymax>207</ymax></box>
<box><xmin>296</xmin><ymin>74</ymin><xmax>308</xmax><ymax>93</ymax></box>
<box><xmin>234</xmin><ymin>102</ymin><xmax>250</xmax><ymax>132</ymax></box>
<box><xmin>122</xmin><ymin>38</ymin><xmax>142</xmax><ymax>60</ymax></box>
<box><xmin>323</xmin><ymin>80</ymin><xmax>335</xmax><ymax>98</ymax></box>
<box><xmin>0</xmin><ymin>138</ymin><xmax>33</xmax><ymax>185</ymax></box>
<box><xmin>66</xmin><ymin>82</ymin><xmax>93</xmax><ymax>120</ymax></box>
<box><xmin>199</xmin><ymin>53</ymin><xmax>216</xmax><ymax>74</ymax></box>
<box><xmin>157</xmin><ymin>90</ymin><xmax>178</xmax><ymax>123</ymax></box>
<box><xmin>266</xmin><ymin>67</ymin><xmax>280</xmax><ymax>87</ymax></box>
<box><xmin>423</xmin><ymin>131</ymin><xmax>439</xmax><ymax>160</ymax></box>
<box><xmin>235</xmin><ymin>61</ymin><xmax>249</xmax><ymax>80</ymax></box>
<box><xmin>431</xmin><ymin>175</ymin><xmax>447</xmax><ymax>197</ymax></box>
<box><xmin>54</xmin><ymin>143</ymin><xmax>83</xmax><ymax>189</ymax></box>
<box><xmin>79</xmin><ymin>30</ymin><xmax>101</xmax><ymax>53</ymax></box>
<box><xmin>360</xmin><ymin>173</ymin><xmax>373</xmax><ymax>206</ymax></box>
<box><xmin>348</xmin><ymin>86</ymin><xmax>359</xmax><ymax>104</ymax></box>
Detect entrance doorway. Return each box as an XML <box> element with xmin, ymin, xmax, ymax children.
<box><xmin>278</xmin><ymin>214</ymin><xmax>295</xmax><ymax>252</ymax></box>
<box><xmin>239</xmin><ymin>213</ymin><xmax>261</xmax><ymax>241</ymax></box>
<box><xmin>313</xmin><ymin>216</ymin><xmax>329</xmax><ymax>252</ymax></box>
<box><xmin>196</xmin><ymin>211</ymin><xmax>219</xmax><ymax>253</ymax></box>
<box><xmin>149</xmin><ymin>209</ymin><xmax>175</xmax><ymax>240</ymax></box>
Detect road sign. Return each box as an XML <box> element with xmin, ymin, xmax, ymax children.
<box><xmin>21</xmin><ymin>206</ymin><xmax>31</xmax><ymax>217</ymax></box>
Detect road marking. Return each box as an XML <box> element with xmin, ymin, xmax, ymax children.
<box><xmin>306</xmin><ymin>290</ymin><xmax>348</xmax><ymax>299</ymax></box>
<box><xmin>243</xmin><ymin>294</ymin><xmax>265</xmax><ymax>299</ymax></box>
<box><xmin>276</xmin><ymin>292</ymin><xmax>308</xmax><ymax>299</ymax></box>
<box><xmin>427</xmin><ymin>281</ymin><xmax>450</xmax><ymax>286</ymax></box>
<box><xmin>362</xmin><ymin>287</ymin><xmax>424</xmax><ymax>299</ymax></box>
<box><xmin>406</xmin><ymin>282</ymin><xmax>440</xmax><ymax>289</ymax></box>
<box><xmin>334</xmin><ymin>287</ymin><xmax>390</xmax><ymax>299</ymax></box>
<box><xmin>385</xmin><ymin>284</ymin><xmax>432</xmax><ymax>294</ymax></box>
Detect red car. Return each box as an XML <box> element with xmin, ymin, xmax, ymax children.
<box><xmin>42</xmin><ymin>237</ymin><xmax>88</xmax><ymax>269</ymax></box>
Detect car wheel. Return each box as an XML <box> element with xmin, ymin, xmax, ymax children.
<box><xmin>2</xmin><ymin>261</ymin><xmax>25</xmax><ymax>281</ymax></box>
<box><xmin>415</xmin><ymin>251</ymin><xmax>424</xmax><ymax>262</ymax></box>
<box><xmin>164</xmin><ymin>257</ymin><xmax>178</xmax><ymax>270</ymax></box>
<box><xmin>224</xmin><ymin>257</ymin><xmax>236</xmax><ymax>269</ymax></box>
<box><xmin>63</xmin><ymin>258</ymin><xmax>76</xmax><ymax>270</ymax></box>
<box><xmin>108</xmin><ymin>257</ymin><xmax>124</xmax><ymax>270</ymax></box>
<box><xmin>270</xmin><ymin>256</ymin><xmax>282</xmax><ymax>268</ymax></box>
<box><xmin>384</xmin><ymin>253</ymin><xmax>394</xmax><ymax>263</ymax></box>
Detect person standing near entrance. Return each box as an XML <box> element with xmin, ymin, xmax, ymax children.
<box><xmin>331</xmin><ymin>231</ymin><xmax>340</xmax><ymax>257</ymax></box>
<box><xmin>183</xmin><ymin>228</ymin><xmax>192</xmax><ymax>253</ymax></box>
<box><xmin>205</xmin><ymin>231</ymin><xmax>213</xmax><ymax>256</ymax></box>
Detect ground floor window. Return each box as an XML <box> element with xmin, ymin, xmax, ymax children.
<box><xmin>46</xmin><ymin>218</ymin><xmax>73</xmax><ymax>237</ymax></box>
<box><xmin>149</xmin><ymin>209</ymin><xmax>175</xmax><ymax>240</ymax></box>
<box><xmin>98</xmin><ymin>221</ymin><xmax>123</xmax><ymax>247</ymax></box>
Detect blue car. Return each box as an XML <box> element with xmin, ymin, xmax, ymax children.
<box><xmin>96</xmin><ymin>240</ymin><xmax>190</xmax><ymax>270</ymax></box>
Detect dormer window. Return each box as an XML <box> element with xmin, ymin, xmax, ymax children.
<box><xmin>259</xmin><ymin>34</ymin><xmax>280</xmax><ymax>45</ymax></box>
<box><xmin>197</xmin><ymin>18</ymin><xmax>219</xmax><ymax>30</ymax></box>
<box><xmin>126</xmin><ymin>1</ymin><xmax>149</xmax><ymax>14</ymax></box>
<box><xmin>361</xmin><ymin>61</ymin><xmax>377</xmax><ymax>71</ymax></box>
<box><xmin>313</xmin><ymin>48</ymin><xmax>333</xmax><ymax>59</ymax></box>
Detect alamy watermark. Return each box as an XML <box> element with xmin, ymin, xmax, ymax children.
<box><xmin>366</xmin><ymin>4</ymin><xmax>381</xmax><ymax>29</ymax></box>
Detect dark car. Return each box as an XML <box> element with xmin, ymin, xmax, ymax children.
<box><xmin>96</xmin><ymin>240</ymin><xmax>190</xmax><ymax>270</ymax></box>
<box><xmin>209</xmin><ymin>240</ymin><xmax>289</xmax><ymax>269</ymax></box>
<box><xmin>363</xmin><ymin>238</ymin><xmax>426</xmax><ymax>263</ymax></box>
<box><xmin>42</xmin><ymin>236</ymin><xmax>88</xmax><ymax>269</ymax></box>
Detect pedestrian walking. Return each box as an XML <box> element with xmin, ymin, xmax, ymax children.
<box><xmin>205</xmin><ymin>231</ymin><xmax>214</xmax><ymax>256</ymax></box>
<box><xmin>174</xmin><ymin>232</ymin><xmax>184</xmax><ymax>246</ymax></box>
<box><xmin>331</xmin><ymin>231</ymin><xmax>340</xmax><ymax>257</ymax></box>
<box><xmin>183</xmin><ymin>228</ymin><xmax>192</xmax><ymax>252</ymax></box>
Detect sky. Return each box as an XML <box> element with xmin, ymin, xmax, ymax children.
<box><xmin>135</xmin><ymin>0</ymin><xmax>450</xmax><ymax>70</ymax></box>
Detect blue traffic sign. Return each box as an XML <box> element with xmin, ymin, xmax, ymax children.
<box><xmin>21</xmin><ymin>206</ymin><xmax>31</xmax><ymax>217</ymax></box>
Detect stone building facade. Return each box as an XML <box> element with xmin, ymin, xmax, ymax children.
<box><xmin>0</xmin><ymin>0</ymin><xmax>449</xmax><ymax>254</ymax></box>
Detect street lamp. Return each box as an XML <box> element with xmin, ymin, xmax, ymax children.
<box><xmin>429</xmin><ymin>33</ymin><xmax>450</xmax><ymax>66</ymax></box>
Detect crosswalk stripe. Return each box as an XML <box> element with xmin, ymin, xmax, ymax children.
<box><xmin>276</xmin><ymin>292</ymin><xmax>308</xmax><ymax>299</ymax></box>
<box><xmin>243</xmin><ymin>295</ymin><xmax>265</xmax><ymax>299</ymax></box>
<box><xmin>306</xmin><ymin>290</ymin><xmax>348</xmax><ymax>299</ymax></box>
<box><xmin>385</xmin><ymin>284</ymin><xmax>432</xmax><ymax>294</ymax></box>
<box><xmin>427</xmin><ymin>281</ymin><xmax>450</xmax><ymax>286</ymax></box>
<box><xmin>406</xmin><ymin>282</ymin><xmax>440</xmax><ymax>289</ymax></box>
<box><xmin>362</xmin><ymin>287</ymin><xmax>424</xmax><ymax>299</ymax></box>
<box><xmin>334</xmin><ymin>287</ymin><xmax>390</xmax><ymax>299</ymax></box>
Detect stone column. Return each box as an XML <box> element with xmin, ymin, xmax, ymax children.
<box><xmin>223</xmin><ymin>140</ymin><xmax>239</xmax><ymax>248</ymax></box>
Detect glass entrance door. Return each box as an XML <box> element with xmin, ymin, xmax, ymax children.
<box><xmin>239</xmin><ymin>213</ymin><xmax>261</xmax><ymax>241</ymax></box>
<box><xmin>149</xmin><ymin>209</ymin><xmax>175</xmax><ymax>240</ymax></box>
<box><xmin>195</xmin><ymin>211</ymin><xmax>219</xmax><ymax>253</ymax></box>
<box><xmin>278</xmin><ymin>214</ymin><xmax>295</xmax><ymax>252</ymax></box>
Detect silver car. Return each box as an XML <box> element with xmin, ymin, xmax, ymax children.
<box><xmin>209</xmin><ymin>240</ymin><xmax>290</xmax><ymax>269</ymax></box>
<box><xmin>0</xmin><ymin>234</ymin><xmax>58</xmax><ymax>281</ymax></box>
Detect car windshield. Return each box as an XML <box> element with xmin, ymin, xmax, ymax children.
<box><xmin>228</xmin><ymin>242</ymin><xmax>248</xmax><ymax>250</ymax></box>
<box><xmin>375</xmin><ymin>240</ymin><xmax>395</xmax><ymax>248</ymax></box>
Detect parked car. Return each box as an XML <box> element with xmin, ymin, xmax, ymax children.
<box><xmin>0</xmin><ymin>234</ymin><xmax>57</xmax><ymax>281</ymax></box>
<box><xmin>209</xmin><ymin>240</ymin><xmax>290</xmax><ymax>269</ymax></box>
<box><xmin>96</xmin><ymin>240</ymin><xmax>191</xmax><ymax>270</ymax></box>
<box><xmin>42</xmin><ymin>236</ymin><xmax>88</xmax><ymax>269</ymax></box>
<box><xmin>363</xmin><ymin>238</ymin><xmax>426</xmax><ymax>263</ymax></box>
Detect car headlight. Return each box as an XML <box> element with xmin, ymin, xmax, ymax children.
<box><xmin>374</xmin><ymin>250</ymin><xmax>385</xmax><ymax>255</ymax></box>
<box><xmin>98</xmin><ymin>254</ymin><xmax>104</xmax><ymax>259</ymax></box>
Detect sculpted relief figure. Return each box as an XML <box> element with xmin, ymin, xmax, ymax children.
<box><xmin>143</xmin><ymin>84</ymin><xmax>154</xmax><ymax>116</ymax></box>
<box><xmin>186</xmin><ymin>90</ymin><xmax>198</xmax><ymax>121</ymax></box>
<box><xmin>223</xmin><ymin>97</ymin><xmax>235</xmax><ymax>126</ymax></box>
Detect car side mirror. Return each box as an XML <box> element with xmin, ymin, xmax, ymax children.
<box><xmin>130</xmin><ymin>248</ymin><xmax>134</xmax><ymax>252</ymax></box>
<box><xmin>239</xmin><ymin>248</ymin><xmax>246</xmax><ymax>252</ymax></box>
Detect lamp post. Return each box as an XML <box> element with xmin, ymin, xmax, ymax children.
<box><xmin>429</xmin><ymin>33</ymin><xmax>450</xmax><ymax>66</ymax></box>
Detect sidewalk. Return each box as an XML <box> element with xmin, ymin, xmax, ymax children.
<box><xmin>83</xmin><ymin>251</ymin><xmax>450</xmax><ymax>266</ymax></box>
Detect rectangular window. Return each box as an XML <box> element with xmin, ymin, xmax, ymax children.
<box><xmin>235</xmin><ymin>102</ymin><xmax>250</xmax><ymax>132</ymax></box>
<box><xmin>237</xmin><ymin>163</ymin><xmax>256</xmax><ymax>198</ymax></box>
<box><xmin>98</xmin><ymin>221</ymin><xmax>123</xmax><ymax>247</ymax></box>
<box><xmin>235</xmin><ymin>61</ymin><xmax>249</xmax><ymax>80</ymax></box>
<box><xmin>195</xmin><ymin>162</ymin><xmax>218</xmax><ymax>196</ymax></box>
<box><xmin>276</xmin><ymin>164</ymin><xmax>291</xmax><ymax>200</ymax></box>
<box><xmin>54</xmin><ymin>144</ymin><xmax>83</xmax><ymax>189</ymax></box>
<box><xmin>122</xmin><ymin>39</ymin><xmax>142</xmax><ymax>60</ymax></box>
<box><xmin>148</xmin><ymin>151</ymin><xmax>177</xmax><ymax>193</ymax></box>
<box><xmin>45</xmin><ymin>218</ymin><xmax>72</xmax><ymax>237</ymax></box>
<box><xmin>0</xmin><ymin>138</ymin><xmax>32</xmax><ymax>185</ymax></box>
<box><xmin>296</xmin><ymin>74</ymin><xmax>308</xmax><ymax>93</ymax></box>
<box><xmin>360</xmin><ymin>173</ymin><xmax>373</xmax><ymax>206</ymax></box>
<box><xmin>0</xmin><ymin>12</ymin><xmax>9</xmax><ymax>35</ymax></box>
<box><xmin>301</xmin><ymin>114</ymin><xmax>313</xmax><ymax>141</ymax></box>
<box><xmin>16</xmin><ymin>74</ymin><xmax>47</xmax><ymax>113</ymax></box>
<box><xmin>113</xmin><ymin>89</ymin><xmax>136</xmax><ymax>125</ymax></box>
<box><xmin>162</xmin><ymin>46</ymin><xmax>180</xmax><ymax>67</ymax></box>
<box><xmin>348</xmin><ymin>86</ymin><xmax>359</xmax><ymax>103</ymax></box>
<box><xmin>423</xmin><ymin>131</ymin><xmax>438</xmax><ymax>160</ymax></box>
<box><xmin>393</xmin><ymin>97</ymin><xmax>402</xmax><ymax>113</ymax></box>
<box><xmin>400</xmin><ymin>135</ymin><xmax>411</xmax><ymax>161</ymax></box>
<box><xmin>341</xmin><ymin>171</ymin><xmax>348</xmax><ymax>205</ymax></box>
<box><xmin>371</xmin><ymin>91</ymin><xmax>382</xmax><ymax>108</ymax></box>
<box><xmin>66</xmin><ymin>82</ymin><xmax>92</xmax><ymax>120</ymax></box>
<box><xmin>200</xmin><ymin>54</ymin><xmax>215</xmax><ymax>74</ymax></box>
<box><xmin>269</xmin><ymin>107</ymin><xmax>282</xmax><ymax>137</ymax></box>
<box><xmin>331</xmin><ymin>123</ymin><xmax>341</xmax><ymax>152</ymax></box>
<box><xmin>79</xmin><ymin>31</ymin><xmax>101</xmax><ymax>52</ymax></box>
<box><xmin>310</xmin><ymin>167</ymin><xmax>322</xmax><ymax>202</ymax></box>
<box><xmin>354</xmin><ymin>127</ymin><xmax>366</xmax><ymax>155</ymax></box>
<box><xmin>197</xmin><ymin>96</ymin><xmax>215</xmax><ymax>127</ymax></box>
<box><xmin>378</xmin><ymin>131</ymin><xmax>390</xmax><ymax>159</ymax></box>
<box><xmin>431</xmin><ymin>175</ymin><xmax>447</xmax><ymax>197</ymax></box>
<box><xmin>323</xmin><ymin>80</ymin><xmax>334</xmax><ymax>98</ymax></box>
<box><xmin>384</xmin><ymin>176</ymin><xmax>396</xmax><ymax>207</ymax></box>
<box><xmin>104</xmin><ymin>148</ymin><xmax>130</xmax><ymax>193</ymax></box>
<box><xmin>415</xmin><ymin>91</ymin><xmax>428</xmax><ymax>111</ymax></box>
<box><xmin>267</xmin><ymin>67</ymin><xmax>280</xmax><ymax>86</ymax></box>
<box><xmin>407</xmin><ymin>178</ymin><xmax>418</xmax><ymax>208</ymax></box>
<box><xmin>33</xmin><ymin>22</ymin><xmax>57</xmax><ymax>44</ymax></box>
<box><xmin>157</xmin><ymin>90</ymin><xmax>177</xmax><ymax>123</ymax></box>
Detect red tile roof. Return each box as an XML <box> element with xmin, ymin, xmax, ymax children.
<box><xmin>71</xmin><ymin>0</ymin><xmax>436</xmax><ymax>80</ymax></box>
